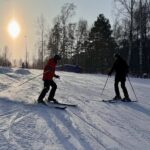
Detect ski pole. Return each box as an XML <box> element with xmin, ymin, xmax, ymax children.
<box><xmin>101</xmin><ymin>75</ymin><xmax>109</xmax><ymax>96</ymax></box>
<box><xmin>18</xmin><ymin>70</ymin><xmax>49</xmax><ymax>87</ymax></box>
<box><xmin>127</xmin><ymin>76</ymin><xmax>138</xmax><ymax>101</ymax></box>
<box><xmin>18</xmin><ymin>73</ymin><xmax>43</xmax><ymax>87</ymax></box>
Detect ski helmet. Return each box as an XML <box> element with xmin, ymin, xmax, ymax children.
<box><xmin>54</xmin><ymin>54</ymin><xmax>61</xmax><ymax>60</ymax></box>
<box><xmin>113</xmin><ymin>53</ymin><xmax>120</xmax><ymax>58</ymax></box>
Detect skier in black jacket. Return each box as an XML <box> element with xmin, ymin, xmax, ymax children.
<box><xmin>108</xmin><ymin>53</ymin><xmax>131</xmax><ymax>101</ymax></box>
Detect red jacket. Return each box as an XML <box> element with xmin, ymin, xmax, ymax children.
<box><xmin>43</xmin><ymin>58</ymin><xmax>57</xmax><ymax>80</ymax></box>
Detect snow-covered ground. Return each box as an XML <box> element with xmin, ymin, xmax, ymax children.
<box><xmin>0</xmin><ymin>67</ymin><xmax>150</xmax><ymax>150</ymax></box>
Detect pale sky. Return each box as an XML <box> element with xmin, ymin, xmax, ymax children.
<box><xmin>0</xmin><ymin>0</ymin><xmax>114</xmax><ymax>62</ymax></box>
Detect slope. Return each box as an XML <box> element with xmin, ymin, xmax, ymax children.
<box><xmin>0</xmin><ymin>67</ymin><xmax>150</xmax><ymax>150</ymax></box>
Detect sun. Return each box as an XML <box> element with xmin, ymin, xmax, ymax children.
<box><xmin>8</xmin><ymin>20</ymin><xmax>21</xmax><ymax>39</ymax></box>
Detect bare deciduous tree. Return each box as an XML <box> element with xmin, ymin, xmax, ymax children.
<box><xmin>75</xmin><ymin>19</ymin><xmax>88</xmax><ymax>64</ymax></box>
<box><xmin>36</xmin><ymin>14</ymin><xmax>47</xmax><ymax>68</ymax></box>
<box><xmin>59</xmin><ymin>3</ymin><xmax>76</xmax><ymax>66</ymax></box>
<box><xmin>114</xmin><ymin>0</ymin><xmax>136</xmax><ymax>66</ymax></box>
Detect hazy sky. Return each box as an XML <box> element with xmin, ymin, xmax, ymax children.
<box><xmin>0</xmin><ymin>0</ymin><xmax>114</xmax><ymax>62</ymax></box>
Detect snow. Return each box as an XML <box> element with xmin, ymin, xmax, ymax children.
<box><xmin>0</xmin><ymin>66</ymin><xmax>150</xmax><ymax>150</ymax></box>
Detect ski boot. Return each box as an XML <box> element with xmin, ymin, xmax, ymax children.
<box><xmin>122</xmin><ymin>97</ymin><xmax>131</xmax><ymax>102</ymax></box>
<box><xmin>37</xmin><ymin>99</ymin><xmax>47</xmax><ymax>105</ymax></box>
<box><xmin>48</xmin><ymin>98</ymin><xmax>59</xmax><ymax>104</ymax></box>
<box><xmin>113</xmin><ymin>96</ymin><xmax>122</xmax><ymax>100</ymax></box>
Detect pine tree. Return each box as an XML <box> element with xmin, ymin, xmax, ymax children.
<box><xmin>87</xmin><ymin>14</ymin><xmax>117</xmax><ymax>73</ymax></box>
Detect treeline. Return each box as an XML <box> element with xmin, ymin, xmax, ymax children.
<box><xmin>33</xmin><ymin>1</ymin><xmax>150</xmax><ymax>76</ymax></box>
<box><xmin>34</xmin><ymin>3</ymin><xmax>116</xmax><ymax>73</ymax></box>
<box><xmin>0</xmin><ymin>46</ymin><xmax>11</xmax><ymax>67</ymax></box>
<box><xmin>113</xmin><ymin>0</ymin><xmax>150</xmax><ymax>76</ymax></box>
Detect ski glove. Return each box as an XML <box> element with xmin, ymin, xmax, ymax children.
<box><xmin>108</xmin><ymin>72</ymin><xmax>111</xmax><ymax>76</ymax></box>
<box><xmin>54</xmin><ymin>75</ymin><xmax>60</xmax><ymax>79</ymax></box>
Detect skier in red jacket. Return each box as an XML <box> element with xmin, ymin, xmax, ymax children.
<box><xmin>37</xmin><ymin>55</ymin><xmax>61</xmax><ymax>104</ymax></box>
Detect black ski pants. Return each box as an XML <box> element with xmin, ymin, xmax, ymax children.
<box><xmin>38</xmin><ymin>80</ymin><xmax>57</xmax><ymax>101</ymax></box>
<box><xmin>114</xmin><ymin>76</ymin><xmax>129</xmax><ymax>99</ymax></box>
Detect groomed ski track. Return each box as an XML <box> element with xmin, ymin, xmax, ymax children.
<box><xmin>0</xmin><ymin>67</ymin><xmax>150</xmax><ymax>150</ymax></box>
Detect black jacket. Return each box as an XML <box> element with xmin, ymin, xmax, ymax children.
<box><xmin>109</xmin><ymin>57</ymin><xmax>129</xmax><ymax>78</ymax></box>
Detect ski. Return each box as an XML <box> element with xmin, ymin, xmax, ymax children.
<box><xmin>46</xmin><ymin>103</ymin><xmax>67</xmax><ymax>110</ymax></box>
<box><xmin>102</xmin><ymin>99</ymin><xmax>119</xmax><ymax>103</ymax></box>
<box><xmin>37</xmin><ymin>102</ymin><xmax>66</xmax><ymax>110</ymax></box>
<box><xmin>47</xmin><ymin>102</ymin><xmax>77</xmax><ymax>107</ymax></box>
<box><xmin>101</xmin><ymin>99</ymin><xmax>137</xmax><ymax>103</ymax></box>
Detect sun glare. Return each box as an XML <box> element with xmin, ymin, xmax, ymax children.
<box><xmin>8</xmin><ymin>20</ymin><xmax>20</xmax><ymax>39</ymax></box>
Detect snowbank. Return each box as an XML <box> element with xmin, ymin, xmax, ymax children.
<box><xmin>14</xmin><ymin>68</ymin><xmax>31</xmax><ymax>75</ymax></box>
<box><xmin>0</xmin><ymin>67</ymin><xmax>13</xmax><ymax>74</ymax></box>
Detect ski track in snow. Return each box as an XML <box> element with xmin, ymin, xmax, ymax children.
<box><xmin>0</xmin><ymin>67</ymin><xmax>150</xmax><ymax>150</ymax></box>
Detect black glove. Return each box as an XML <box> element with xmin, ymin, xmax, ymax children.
<box><xmin>55</xmin><ymin>75</ymin><xmax>60</xmax><ymax>79</ymax></box>
<box><xmin>48</xmin><ymin>66</ymin><xmax>51</xmax><ymax>72</ymax></box>
<box><xmin>108</xmin><ymin>72</ymin><xmax>111</xmax><ymax>76</ymax></box>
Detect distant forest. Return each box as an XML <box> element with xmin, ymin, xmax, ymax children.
<box><xmin>1</xmin><ymin>0</ymin><xmax>150</xmax><ymax>77</ymax></box>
